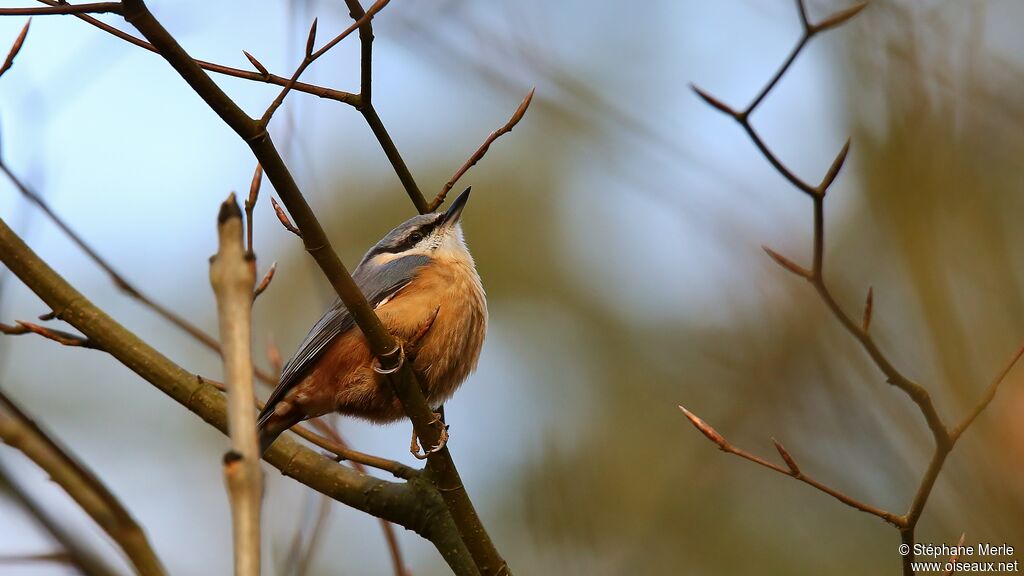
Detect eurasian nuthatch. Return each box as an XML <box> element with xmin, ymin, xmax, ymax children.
<box><xmin>257</xmin><ymin>187</ymin><xmax>486</xmax><ymax>456</ymax></box>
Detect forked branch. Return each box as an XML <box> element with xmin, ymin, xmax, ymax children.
<box><xmin>686</xmin><ymin>2</ymin><xmax>1024</xmax><ymax>574</ymax></box>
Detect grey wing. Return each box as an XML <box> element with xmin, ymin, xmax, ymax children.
<box><xmin>257</xmin><ymin>255</ymin><xmax>430</xmax><ymax>426</ymax></box>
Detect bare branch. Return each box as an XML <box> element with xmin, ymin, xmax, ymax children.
<box><xmin>0</xmin><ymin>3</ymin><xmax>121</xmax><ymax>16</ymax></box>
<box><xmin>32</xmin><ymin>0</ymin><xmax>360</xmax><ymax>106</ymax></box>
<box><xmin>429</xmin><ymin>87</ymin><xmax>535</xmax><ymax>212</ymax></box>
<box><xmin>950</xmin><ymin>342</ymin><xmax>1024</xmax><ymax>442</ymax></box>
<box><xmin>1</xmin><ymin>320</ymin><xmax>97</xmax><ymax>349</ymax></box>
<box><xmin>258</xmin><ymin>0</ymin><xmax>391</xmax><ymax>130</ymax></box>
<box><xmin>0</xmin><ymin>391</ymin><xmax>166</xmax><ymax>574</ymax></box>
<box><xmin>210</xmin><ymin>195</ymin><xmax>262</xmax><ymax>576</ymax></box>
<box><xmin>679</xmin><ymin>406</ymin><xmax>903</xmax><ymax>527</ymax></box>
<box><xmin>0</xmin><ymin>464</ymin><xmax>120</xmax><ymax>576</ymax></box>
<box><xmin>343</xmin><ymin>0</ymin><xmax>428</xmax><ymax>214</ymax></box>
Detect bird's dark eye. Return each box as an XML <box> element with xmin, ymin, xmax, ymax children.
<box><xmin>408</xmin><ymin>231</ymin><xmax>424</xmax><ymax>244</ymax></box>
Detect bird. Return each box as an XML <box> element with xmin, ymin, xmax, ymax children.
<box><xmin>257</xmin><ymin>187</ymin><xmax>487</xmax><ymax>457</ymax></box>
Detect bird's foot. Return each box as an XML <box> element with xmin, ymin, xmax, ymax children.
<box><xmin>410</xmin><ymin>412</ymin><xmax>449</xmax><ymax>460</ymax></box>
<box><xmin>372</xmin><ymin>343</ymin><xmax>405</xmax><ymax>375</ymax></box>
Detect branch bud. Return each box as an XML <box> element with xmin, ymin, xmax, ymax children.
<box><xmin>762</xmin><ymin>246</ymin><xmax>811</xmax><ymax>279</ymax></box>
<box><xmin>242</xmin><ymin>50</ymin><xmax>270</xmax><ymax>78</ymax></box>
<box><xmin>813</xmin><ymin>2</ymin><xmax>868</xmax><ymax>33</ymax></box>
<box><xmin>690</xmin><ymin>84</ymin><xmax>739</xmax><ymax>118</ymax></box>
<box><xmin>772</xmin><ymin>437</ymin><xmax>801</xmax><ymax>475</ymax></box>
<box><xmin>862</xmin><ymin>286</ymin><xmax>873</xmax><ymax>332</ymax></box>
<box><xmin>679</xmin><ymin>405</ymin><xmax>730</xmax><ymax>450</ymax></box>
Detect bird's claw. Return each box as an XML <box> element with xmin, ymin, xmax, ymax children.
<box><xmin>410</xmin><ymin>412</ymin><xmax>450</xmax><ymax>460</ymax></box>
<box><xmin>372</xmin><ymin>343</ymin><xmax>405</xmax><ymax>375</ymax></box>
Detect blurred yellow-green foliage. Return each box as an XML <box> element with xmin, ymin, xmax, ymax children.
<box><xmin>1</xmin><ymin>1</ymin><xmax>1022</xmax><ymax>574</ymax></box>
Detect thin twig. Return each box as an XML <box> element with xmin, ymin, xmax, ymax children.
<box><xmin>679</xmin><ymin>406</ymin><xmax>903</xmax><ymax>526</ymax></box>
<box><xmin>33</xmin><ymin>0</ymin><xmax>360</xmax><ymax>106</ymax></box>
<box><xmin>950</xmin><ymin>342</ymin><xmax>1024</xmax><ymax>441</ymax></box>
<box><xmin>210</xmin><ymin>194</ymin><xmax>262</xmax><ymax>576</ymax></box>
<box><xmin>258</xmin><ymin>0</ymin><xmax>392</xmax><ymax>130</ymax></box>
<box><xmin>0</xmin><ymin>160</ymin><xmax>226</xmax><ymax>359</ymax></box>
<box><xmin>428</xmin><ymin>88</ymin><xmax>535</xmax><ymax>212</ymax></box>
<box><xmin>1</xmin><ymin>320</ymin><xmax>98</xmax><ymax>349</ymax></box>
<box><xmin>0</xmin><ymin>391</ymin><xmax>166</xmax><ymax>575</ymax></box>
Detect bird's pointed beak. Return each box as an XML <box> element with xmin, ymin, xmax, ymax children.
<box><xmin>441</xmin><ymin>187</ymin><xmax>471</xmax><ymax>227</ymax></box>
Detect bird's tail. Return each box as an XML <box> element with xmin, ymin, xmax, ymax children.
<box><xmin>257</xmin><ymin>410</ymin><xmax>302</xmax><ymax>455</ymax></box>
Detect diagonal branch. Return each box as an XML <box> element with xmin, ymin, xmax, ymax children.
<box><xmin>33</xmin><ymin>0</ymin><xmax>360</xmax><ymax>106</ymax></box>
<box><xmin>1</xmin><ymin>320</ymin><xmax>98</xmax><ymax>349</ymax></box>
<box><xmin>258</xmin><ymin>0</ymin><xmax>390</xmax><ymax>130</ymax></box>
<box><xmin>428</xmin><ymin>88</ymin><xmax>535</xmax><ymax>212</ymax></box>
<box><xmin>0</xmin><ymin>463</ymin><xmax>120</xmax><ymax>576</ymax></box>
<box><xmin>679</xmin><ymin>406</ymin><xmax>903</xmax><ymax>527</ymax></box>
<box><xmin>342</xmin><ymin>0</ymin><xmax>428</xmax><ymax>214</ymax></box>
<box><xmin>0</xmin><ymin>391</ymin><xmax>166</xmax><ymax>575</ymax></box>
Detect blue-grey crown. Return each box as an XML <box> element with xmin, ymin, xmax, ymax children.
<box><xmin>360</xmin><ymin>212</ymin><xmax>445</xmax><ymax>265</ymax></box>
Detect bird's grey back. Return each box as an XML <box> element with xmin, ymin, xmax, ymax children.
<box><xmin>256</xmin><ymin>252</ymin><xmax>431</xmax><ymax>426</ymax></box>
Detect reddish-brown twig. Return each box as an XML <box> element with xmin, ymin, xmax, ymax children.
<box><xmin>258</xmin><ymin>0</ymin><xmax>391</xmax><ymax>130</ymax></box>
<box><xmin>428</xmin><ymin>88</ymin><xmax>535</xmax><ymax>212</ymax></box>
<box><xmin>679</xmin><ymin>406</ymin><xmax>903</xmax><ymax>526</ymax></box>
<box><xmin>688</xmin><ymin>2</ymin><xmax>1024</xmax><ymax>574</ymax></box>
<box><xmin>1</xmin><ymin>320</ymin><xmax>98</xmax><ymax>349</ymax></box>
<box><xmin>32</xmin><ymin>0</ymin><xmax>360</xmax><ymax>106</ymax></box>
